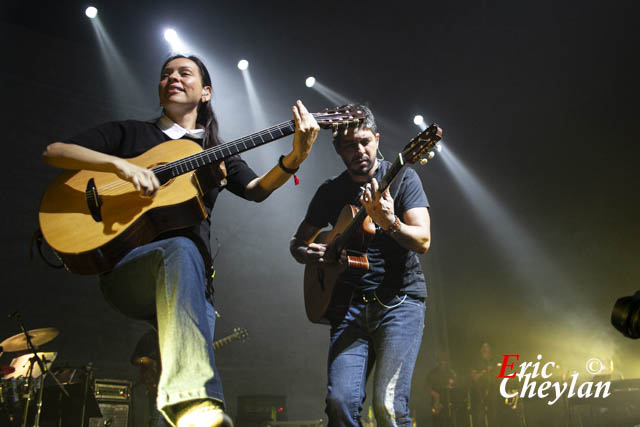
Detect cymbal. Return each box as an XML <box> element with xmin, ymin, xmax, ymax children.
<box><xmin>0</xmin><ymin>328</ymin><xmax>59</xmax><ymax>352</ymax></box>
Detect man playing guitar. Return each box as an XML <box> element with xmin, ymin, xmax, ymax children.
<box><xmin>42</xmin><ymin>54</ymin><xmax>319</xmax><ymax>427</ymax></box>
<box><xmin>290</xmin><ymin>104</ymin><xmax>431</xmax><ymax>426</ymax></box>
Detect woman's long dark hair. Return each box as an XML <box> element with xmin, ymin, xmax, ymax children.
<box><xmin>160</xmin><ymin>54</ymin><xmax>223</xmax><ymax>149</ymax></box>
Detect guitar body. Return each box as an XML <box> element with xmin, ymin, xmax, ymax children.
<box><xmin>303</xmin><ymin>205</ymin><xmax>374</xmax><ymax>324</ymax></box>
<box><xmin>39</xmin><ymin>139</ymin><xmax>209</xmax><ymax>275</ymax></box>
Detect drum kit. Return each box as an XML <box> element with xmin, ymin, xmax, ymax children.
<box><xmin>1</xmin><ymin>313</ymin><xmax>68</xmax><ymax>427</ymax></box>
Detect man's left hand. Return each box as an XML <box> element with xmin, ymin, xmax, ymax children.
<box><xmin>360</xmin><ymin>178</ymin><xmax>396</xmax><ymax>230</ymax></box>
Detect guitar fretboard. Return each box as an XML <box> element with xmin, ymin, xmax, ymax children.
<box><xmin>153</xmin><ymin>120</ymin><xmax>297</xmax><ymax>183</ymax></box>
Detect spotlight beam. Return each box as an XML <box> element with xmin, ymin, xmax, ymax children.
<box><xmin>89</xmin><ymin>17</ymin><xmax>147</xmax><ymax>113</ymax></box>
<box><xmin>308</xmin><ymin>81</ymin><xmax>353</xmax><ymax>106</ymax></box>
<box><xmin>438</xmin><ymin>146</ymin><xmax>568</xmax><ymax>288</ymax></box>
<box><xmin>241</xmin><ymin>69</ymin><xmax>268</xmax><ymax>128</ymax></box>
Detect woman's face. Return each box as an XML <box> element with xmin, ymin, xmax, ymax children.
<box><xmin>158</xmin><ymin>57</ymin><xmax>211</xmax><ymax>114</ymax></box>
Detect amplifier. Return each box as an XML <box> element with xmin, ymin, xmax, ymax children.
<box><xmin>94</xmin><ymin>378</ymin><xmax>132</xmax><ymax>403</ymax></box>
<box><xmin>237</xmin><ymin>394</ymin><xmax>288</xmax><ymax>426</ymax></box>
<box><xmin>88</xmin><ymin>379</ymin><xmax>132</xmax><ymax>427</ymax></box>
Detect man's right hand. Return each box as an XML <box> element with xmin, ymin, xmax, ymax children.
<box><xmin>305</xmin><ymin>243</ymin><xmax>332</xmax><ymax>265</ymax></box>
<box><xmin>304</xmin><ymin>243</ymin><xmax>347</xmax><ymax>266</ymax></box>
<box><xmin>114</xmin><ymin>159</ymin><xmax>161</xmax><ymax>197</ymax></box>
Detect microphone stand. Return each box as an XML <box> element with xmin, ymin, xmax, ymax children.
<box><xmin>11</xmin><ymin>312</ymin><xmax>68</xmax><ymax>427</ymax></box>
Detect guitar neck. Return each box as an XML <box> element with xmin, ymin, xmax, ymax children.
<box><xmin>335</xmin><ymin>155</ymin><xmax>406</xmax><ymax>250</ymax></box>
<box><xmin>213</xmin><ymin>334</ymin><xmax>238</xmax><ymax>350</ymax></box>
<box><xmin>153</xmin><ymin>120</ymin><xmax>296</xmax><ymax>181</ymax></box>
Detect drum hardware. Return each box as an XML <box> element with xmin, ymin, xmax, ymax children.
<box><xmin>3</xmin><ymin>311</ymin><xmax>68</xmax><ymax>427</ymax></box>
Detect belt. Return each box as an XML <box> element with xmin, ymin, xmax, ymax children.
<box><xmin>353</xmin><ymin>289</ymin><xmax>424</xmax><ymax>304</ymax></box>
<box><xmin>356</xmin><ymin>289</ymin><xmax>379</xmax><ymax>303</ymax></box>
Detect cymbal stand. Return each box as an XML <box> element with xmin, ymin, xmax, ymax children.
<box><xmin>10</xmin><ymin>312</ymin><xmax>68</xmax><ymax>427</ymax></box>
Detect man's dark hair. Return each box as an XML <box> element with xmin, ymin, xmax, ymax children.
<box><xmin>160</xmin><ymin>54</ymin><xmax>223</xmax><ymax>149</ymax></box>
<box><xmin>333</xmin><ymin>103</ymin><xmax>377</xmax><ymax>145</ymax></box>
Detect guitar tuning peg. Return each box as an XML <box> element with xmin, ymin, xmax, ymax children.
<box><xmin>428</xmin><ymin>151</ymin><xmax>435</xmax><ymax>159</ymax></box>
<box><xmin>420</xmin><ymin>158</ymin><xmax>428</xmax><ymax>165</ymax></box>
<box><xmin>344</xmin><ymin>126</ymin><xmax>349</xmax><ymax>136</ymax></box>
<box><xmin>436</xmin><ymin>142</ymin><xmax>442</xmax><ymax>152</ymax></box>
<box><xmin>332</xmin><ymin>124</ymin><xmax>338</xmax><ymax>138</ymax></box>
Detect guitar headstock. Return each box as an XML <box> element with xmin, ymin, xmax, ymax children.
<box><xmin>231</xmin><ymin>327</ymin><xmax>249</xmax><ymax>342</ymax></box>
<box><xmin>402</xmin><ymin>123</ymin><xmax>443</xmax><ymax>165</ymax></box>
<box><xmin>313</xmin><ymin>106</ymin><xmax>367</xmax><ymax>134</ymax></box>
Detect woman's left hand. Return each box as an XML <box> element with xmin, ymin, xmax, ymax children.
<box><xmin>289</xmin><ymin>100</ymin><xmax>319</xmax><ymax>166</ymax></box>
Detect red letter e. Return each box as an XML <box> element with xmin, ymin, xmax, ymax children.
<box><xmin>496</xmin><ymin>354</ymin><xmax>520</xmax><ymax>378</ymax></box>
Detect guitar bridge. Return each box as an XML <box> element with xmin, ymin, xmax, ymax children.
<box><xmin>346</xmin><ymin>250</ymin><xmax>369</xmax><ymax>270</ymax></box>
<box><xmin>85</xmin><ymin>178</ymin><xmax>103</xmax><ymax>222</ymax></box>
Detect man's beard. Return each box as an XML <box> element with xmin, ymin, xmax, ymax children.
<box><xmin>347</xmin><ymin>157</ymin><xmax>375</xmax><ymax>176</ymax></box>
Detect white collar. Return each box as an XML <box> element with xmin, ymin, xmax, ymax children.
<box><xmin>156</xmin><ymin>115</ymin><xmax>205</xmax><ymax>140</ymax></box>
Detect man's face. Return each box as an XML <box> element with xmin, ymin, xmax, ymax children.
<box><xmin>335</xmin><ymin>127</ymin><xmax>379</xmax><ymax>176</ymax></box>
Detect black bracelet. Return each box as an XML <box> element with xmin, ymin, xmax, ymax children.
<box><xmin>278</xmin><ymin>155</ymin><xmax>299</xmax><ymax>174</ymax></box>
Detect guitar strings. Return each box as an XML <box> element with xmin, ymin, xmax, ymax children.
<box><xmin>152</xmin><ymin>111</ymin><xmax>352</xmax><ymax>174</ymax></box>
<box><xmin>95</xmin><ymin>119</ymin><xmax>299</xmax><ymax>194</ymax></box>
<box><xmin>95</xmin><ymin>112</ymin><xmax>353</xmax><ymax>194</ymax></box>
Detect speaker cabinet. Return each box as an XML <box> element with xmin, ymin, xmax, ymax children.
<box><xmin>88</xmin><ymin>402</ymin><xmax>130</xmax><ymax>427</ymax></box>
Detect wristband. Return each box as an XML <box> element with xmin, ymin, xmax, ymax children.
<box><xmin>278</xmin><ymin>155</ymin><xmax>299</xmax><ymax>174</ymax></box>
<box><xmin>386</xmin><ymin>215</ymin><xmax>401</xmax><ymax>233</ymax></box>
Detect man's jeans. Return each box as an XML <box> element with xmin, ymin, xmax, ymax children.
<box><xmin>326</xmin><ymin>291</ymin><xmax>425</xmax><ymax>427</ymax></box>
<box><xmin>98</xmin><ymin>237</ymin><xmax>223</xmax><ymax>425</ymax></box>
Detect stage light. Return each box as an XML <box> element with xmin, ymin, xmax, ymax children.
<box><xmin>163</xmin><ymin>29</ymin><xmax>189</xmax><ymax>54</ymax></box>
<box><xmin>164</xmin><ymin>29</ymin><xmax>178</xmax><ymax>43</ymax></box>
<box><xmin>612</xmin><ymin>291</ymin><xmax>640</xmax><ymax>339</ymax></box>
<box><xmin>305</xmin><ymin>77</ymin><xmax>316</xmax><ymax>88</ymax></box>
<box><xmin>85</xmin><ymin>6</ymin><xmax>98</xmax><ymax>19</ymax></box>
<box><xmin>413</xmin><ymin>115</ymin><xmax>424</xmax><ymax>126</ymax></box>
<box><xmin>237</xmin><ymin>59</ymin><xmax>249</xmax><ymax>70</ymax></box>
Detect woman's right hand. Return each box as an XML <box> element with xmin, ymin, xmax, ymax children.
<box><xmin>113</xmin><ymin>159</ymin><xmax>161</xmax><ymax>197</ymax></box>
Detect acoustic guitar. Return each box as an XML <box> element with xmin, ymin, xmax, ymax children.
<box><xmin>39</xmin><ymin>107</ymin><xmax>365</xmax><ymax>275</ymax></box>
<box><xmin>133</xmin><ymin>327</ymin><xmax>249</xmax><ymax>394</ymax></box>
<box><xmin>303</xmin><ymin>124</ymin><xmax>443</xmax><ymax>323</ymax></box>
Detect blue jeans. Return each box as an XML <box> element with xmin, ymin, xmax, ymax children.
<box><xmin>326</xmin><ymin>290</ymin><xmax>425</xmax><ymax>427</ymax></box>
<box><xmin>98</xmin><ymin>237</ymin><xmax>223</xmax><ymax>426</ymax></box>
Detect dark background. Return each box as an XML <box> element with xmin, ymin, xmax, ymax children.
<box><xmin>1</xmin><ymin>0</ymin><xmax>638</xmax><ymax>424</ymax></box>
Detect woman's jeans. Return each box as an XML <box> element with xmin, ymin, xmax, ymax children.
<box><xmin>99</xmin><ymin>237</ymin><xmax>222</xmax><ymax>425</ymax></box>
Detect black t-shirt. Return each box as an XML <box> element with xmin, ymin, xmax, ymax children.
<box><xmin>63</xmin><ymin>120</ymin><xmax>258</xmax><ymax>269</ymax></box>
<box><xmin>304</xmin><ymin>160</ymin><xmax>429</xmax><ymax>298</ymax></box>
